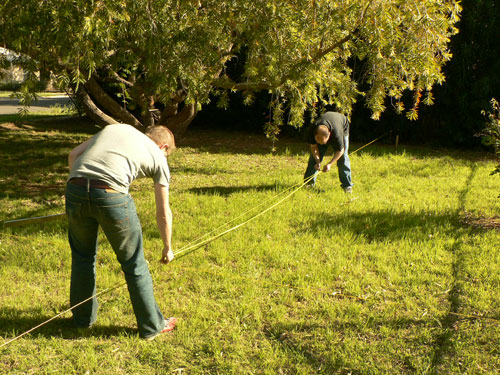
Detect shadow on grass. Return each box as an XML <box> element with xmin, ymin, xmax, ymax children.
<box><xmin>186</xmin><ymin>183</ymin><xmax>287</xmax><ymax>196</ymax></box>
<box><xmin>0</xmin><ymin>115</ymin><xmax>100</xmax><ymax>200</ymax></box>
<box><xmin>295</xmin><ymin>163</ymin><xmax>479</xmax><ymax>373</ymax></box>
<box><xmin>0</xmin><ymin>307</ymin><xmax>136</xmax><ymax>343</ymax></box>
<box><xmin>427</xmin><ymin>163</ymin><xmax>478</xmax><ymax>372</ymax></box>
<box><xmin>170</xmin><ymin>165</ymin><xmax>241</xmax><ymax>176</ymax></box>
<box><xmin>179</xmin><ymin>128</ymin><xmax>495</xmax><ymax>163</ymax></box>
<box><xmin>263</xmin><ymin>321</ymin><xmax>341</xmax><ymax>373</ymax></box>
<box><xmin>0</xmin><ymin>114</ymin><xmax>100</xmax><ymax>135</ymax></box>
<box><xmin>1</xmin><ymin>113</ymin><xmax>493</xmax><ymax>163</ymax></box>
<box><xmin>0</xmin><ymin>134</ymin><xmax>74</xmax><ymax>200</ymax></box>
<box><xmin>303</xmin><ymin>209</ymin><xmax>463</xmax><ymax>242</ymax></box>
<box><xmin>178</xmin><ymin>129</ymin><xmax>293</xmax><ymax>156</ymax></box>
<box><xmin>264</xmin><ymin>314</ymin><xmax>440</xmax><ymax>373</ymax></box>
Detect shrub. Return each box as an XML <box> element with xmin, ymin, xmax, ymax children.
<box><xmin>480</xmin><ymin>98</ymin><xmax>500</xmax><ymax>194</ymax></box>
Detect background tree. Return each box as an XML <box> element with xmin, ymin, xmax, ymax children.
<box><xmin>0</xmin><ymin>0</ymin><xmax>461</xmax><ymax>139</ymax></box>
<box><xmin>351</xmin><ymin>0</ymin><xmax>500</xmax><ymax>148</ymax></box>
<box><xmin>422</xmin><ymin>0</ymin><xmax>500</xmax><ymax>147</ymax></box>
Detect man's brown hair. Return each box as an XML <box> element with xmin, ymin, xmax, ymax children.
<box><xmin>145</xmin><ymin>126</ymin><xmax>176</xmax><ymax>155</ymax></box>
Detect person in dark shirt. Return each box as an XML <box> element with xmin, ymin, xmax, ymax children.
<box><xmin>304</xmin><ymin>111</ymin><xmax>353</xmax><ymax>192</ymax></box>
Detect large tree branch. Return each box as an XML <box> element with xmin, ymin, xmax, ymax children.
<box><xmin>140</xmin><ymin>94</ymin><xmax>156</xmax><ymax>128</ymax></box>
<box><xmin>310</xmin><ymin>0</ymin><xmax>373</xmax><ymax>64</ymax></box>
<box><xmin>161</xmin><ymin>101</ymin><xmax>198</xmax><ymax>139</ymax></box>
<box><xmin>212</xmin><ymin>0</ymin><xmax>373</xmax><ymax>92</ymax></box>
<box><xmin>99</xmin><ymin>70</ymin><xmax>134</xmax><ymax>87</ymax></box>
<box><xmin>75</xmin><ymin>86</ymin><xmax>116</xmax><ymax>126</ymax></box>
<box><xmin>211</xmin><ymin>31</ymin><xmax>355</xmax><ymax>92</ymax></box>
<box><xmin>84</xmin><ymin>76</ymin><xmax>144</xmax><ymax>129</ymax></box>
<box><xmin>159</xmin><ymin>88</ymin><xmax>188</xmax><ymax>124</ymax></box>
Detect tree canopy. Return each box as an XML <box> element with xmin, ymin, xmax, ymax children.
<box><xmin>0</xmin><ymin>0</ymin><xmax>461</xmax><ymax>138</ymax></box>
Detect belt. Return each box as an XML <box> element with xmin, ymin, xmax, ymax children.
<box><xmin>69</xmin><ymin>178</ymin><xmax>119</xmax><ymax>192</ymax></box>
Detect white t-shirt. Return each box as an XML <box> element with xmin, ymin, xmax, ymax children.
<box><xmin>68</xmin><ymin>124</ymin><xmax>170</xmax><ymax>194</ymax></box>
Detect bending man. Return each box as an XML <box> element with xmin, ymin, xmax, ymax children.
<box><xmin>304</xmin><ymin>111</ymin><xmax>353</xmax><ymax>192</ymax></box>
<box><xmin>66</xmin><ymin>123</ymin><xmax>177</xmax><ymax>340</ymax></box>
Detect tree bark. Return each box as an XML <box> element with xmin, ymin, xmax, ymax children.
<box><xmin>158</xmin><ymin>89</ymin><xmax>187</xmax><ymax>123</ymax></box>
<box><xmin>84</xmin><ymin>76</ymin><xmax>144</xmax><ymax>129</ymax></box>
<box><xmin>75</xmin><ymin>86</ymin><xmax>116</xmax><ymax>126</ymax></box>
<box><xmin>161</xmin><ymin>101</ymin><xmax>198</xmax><ymax>139</ymax></box>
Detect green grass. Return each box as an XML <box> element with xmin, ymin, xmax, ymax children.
<box><xmin>0</xmin><ymin>91</ymin><xmax>15</xmax><ymax>98</ymax></box>
<box><xmin>1</xmin><ymin>114</ymin><xmax>500</xmax><ymax>374</ymax></box>
<box><xmin>0</xmin><ymin>91</ymin><xmax>68</xmax><ymax>98</ymax></box>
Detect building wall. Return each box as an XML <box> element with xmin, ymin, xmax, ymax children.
<box><xmin>1</xmin><ymin>65</ymin><xmax>27</xmax><ymax>82</ymax></box>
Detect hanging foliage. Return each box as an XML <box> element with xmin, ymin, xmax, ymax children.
<box><xmin>0</xmin><ymin>0</ymin><xmax>461</xmax><ymax>137</ymax></box>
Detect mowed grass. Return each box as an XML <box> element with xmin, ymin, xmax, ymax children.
<box><xmin>1</xmin><ymin>114</ymin><xmax>500</xmax><ymax>375</ymax></box>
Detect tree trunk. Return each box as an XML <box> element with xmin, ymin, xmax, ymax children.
<box><xmin>161</xmin><ymin>101</ymin><xmax>198</xmax><ymax>139</ymax></box>
<box><xmin>84</xmin><ymin>76</ymin><xmax>144</xmax><ymax>129</ymax></box>
<box><xmin>75</xmin><ymin>86</ymin><xmax>116</xmax><ymax>126</ymax></box>
<box><xmin>140</xmin><ymin>95</ymin><xmax>156</xmax><ymax>128</ymax></box>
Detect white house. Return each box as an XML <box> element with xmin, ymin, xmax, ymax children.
<box><xmin>0</xmin><ymin>47</ymin><xmax>27</xmax><ymax>83</ymax></box>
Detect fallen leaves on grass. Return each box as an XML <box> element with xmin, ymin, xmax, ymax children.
<box><xmin>460</xmin><ymin>211</ymin><xmax>500</xmax><ymax>230</ymax></box>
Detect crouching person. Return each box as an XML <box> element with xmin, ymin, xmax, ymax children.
<box><xmin>65</xmin><ymin>123</ymin><xmax>177</xmax><ymax>340</ymax></box>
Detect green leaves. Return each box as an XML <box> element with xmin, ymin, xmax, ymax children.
<box><xmin>1</xmin><ymin>0</ymin><xmax>461</xmax><ymax>133</ymax></box>
<box><xmin>480</xmin><ymin>98</ymin><xmax>500</xmax><ymax>179</ymax></box>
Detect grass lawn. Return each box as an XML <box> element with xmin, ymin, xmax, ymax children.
<box><xmin>0</xmin><ymin>91</ymin><xmax>68</xmax><ymax>98</ymax></box>
<box><xmin>1</xmin><ymin>113</ymin><xmax>499</xmax><ymax>374</ymax></box>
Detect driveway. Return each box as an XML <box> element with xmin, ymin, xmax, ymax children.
<box><xmin>0</xmin><ymin>94</ymin><xmax>72</xmax><ymax>115</ymax></box>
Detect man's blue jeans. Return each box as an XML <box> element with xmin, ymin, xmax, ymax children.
<box><xmin>304</xmin><ymin>135</ymin><xmax>353</xmax><ymax>189</ymax></box>
<box><xmin>65</xmin><ymin>182</ymin><xmax>165</xmax><ymax>338</ymax></box>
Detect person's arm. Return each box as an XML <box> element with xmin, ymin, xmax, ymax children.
<box><xmin>154</xmin><ymin>183</ymin><xmax>174</xmax><ymax>264</ymax></box>
<box><xmin>322</xmin><ymin>148</ymin><xmax>344</xmax><ymax>172</ymax></box>
<box><xmin>310</xmin><ymin>144</ymin><xmax>322</xmax><ymax>170</ymax></box>
<box><xmin>68</xmin><ymin>138</ymin><xmax>93</xmax><ymax>170</ymax></box>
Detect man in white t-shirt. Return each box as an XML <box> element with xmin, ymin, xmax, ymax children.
<box><xmin>66</xmin><ymin>124</ymin><xmax>177</xmax><ymax>340</ymax></box>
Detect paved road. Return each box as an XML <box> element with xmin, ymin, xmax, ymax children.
<box><xmin>0</xmin><ymin>94</ymin><xmax>72</xmax><ymax>115</ymax></box>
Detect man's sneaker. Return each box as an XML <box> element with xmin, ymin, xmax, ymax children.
<box><xmin>344</xmin><ymin>186</ymin><xmax>353</xmax><ymax>194</ymax></box>
<box><xmin>144</xmin><ymin>317</ymin><xmax>177</xmax><ymax>341</ymax></box>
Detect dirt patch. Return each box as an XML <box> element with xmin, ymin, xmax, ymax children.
<box><xmin>461</xmin><ymin>211</ymin><xmax>500</xmax><ymax>230</ymax></box>
<box><xmin>0</xmin><ymin>122</ymin><xmax>22</xmax><ymax>131</ymax></box>
<box><xmin>0</xmin><ymin>122</ymin><xmax>37</xmax><ymax>131</ymax></box>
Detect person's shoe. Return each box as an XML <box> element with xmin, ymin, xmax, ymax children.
<box><xmin>144</xmin><ymin>317</ymin><xmax>177</xmax><ymax>341</ymax></box>
<box><xmin>344</xmin><ymin>186</ymin><xmax>353</xmax><ymax>194</ymax></box>
<box><xmin>74</xmin><ymin>322</ymin><xmax>95</xmax><ymax>337</ymax></box>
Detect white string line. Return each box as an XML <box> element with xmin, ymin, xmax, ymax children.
<box><xmin>0</xmin><ymin>282</ymin><xmax>124</xmax><ymax>349</ymax></box>
<box><xmin>173</xmin><ymin>173</ymin><xmax>317</xmax><ymax>257</ymax></box>
<box><xmin>0</xmin><ymin>174</ymin><xmax>317</xmax><ymax>349</ymax></box>
<box><xmin>173</xmin><ymin>173</ymin><xmax>317</xmax><ymax>256</ymax></box>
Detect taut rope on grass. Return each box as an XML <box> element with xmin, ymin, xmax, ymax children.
<box><xmin>0</xmin><ymin>173</ymin><xmax>317</xmax><ymax>349</ymax></box>
<box><xmin>1</xmin><ymin>133</ymin><xmax>391</xmax><ymax>349</ymax></box>
<box><xmin>0</xmin><ymin>282</ymin><xmax>126</xmax><ymax>349</ymax></box>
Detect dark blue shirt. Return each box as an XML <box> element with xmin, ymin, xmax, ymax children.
<box><xmin>307</xmin><ymin>112</ymin><xmax>349</xmax><ymax>152</ymax></box>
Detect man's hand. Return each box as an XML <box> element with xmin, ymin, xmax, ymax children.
<box><xmin>314</xmin><ymin>161</ymin><xmax>321</xmax><ymax>171</ymax></box>
<box><xmin>322</xmin><ymin>163</ymin><xmax>332</xmax><ymax>173</ymax></box>
<box><xmin>160</xmin><ymin>247</ymin><xmax>174</xmax><ymax>264</ymax></box>
<box><xmin>155</xmin><ymin>183</ymin><xmax>173</xmax><ymax>264</ymax></box>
